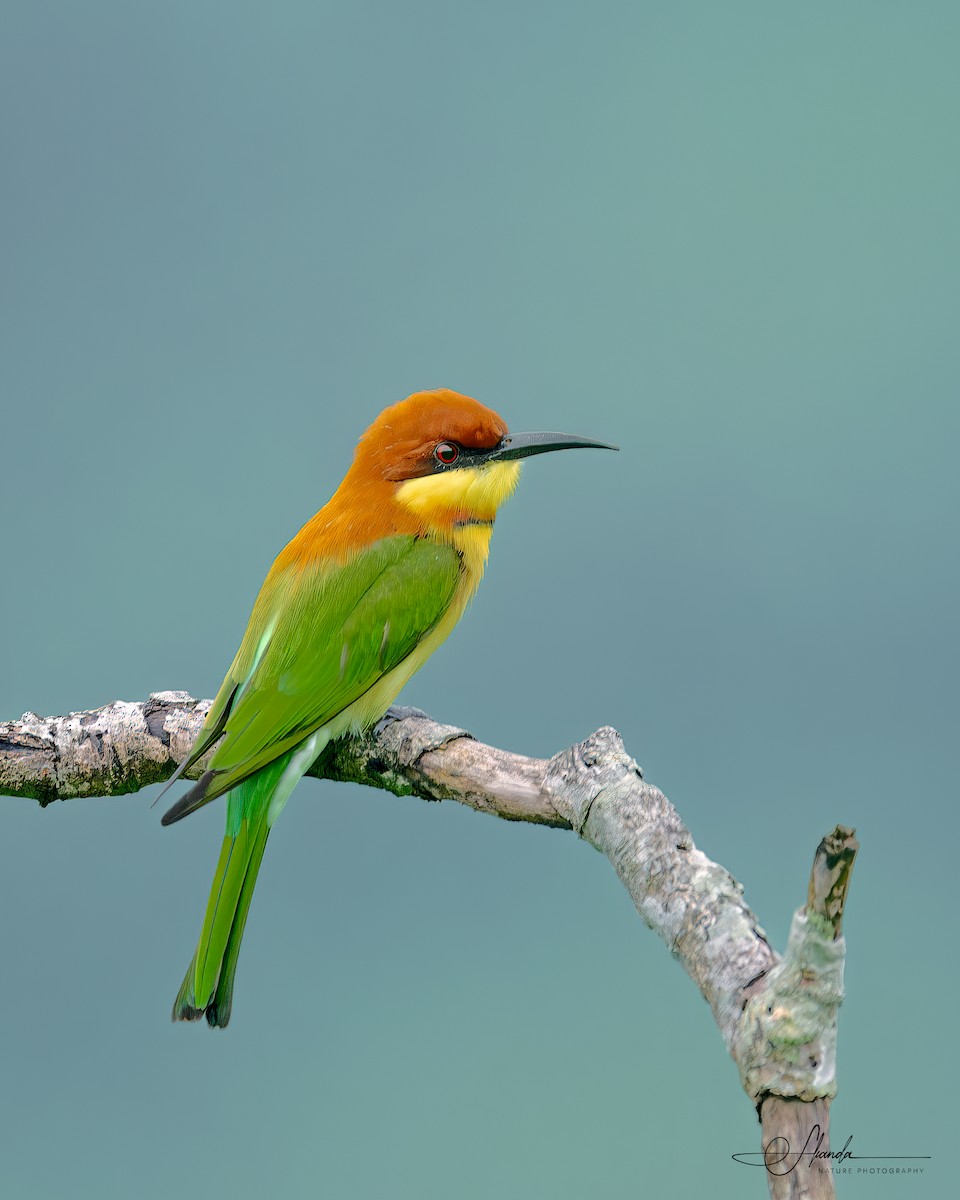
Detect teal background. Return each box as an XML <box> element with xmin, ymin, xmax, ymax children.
<box><xmin>1</xmin><ymin>2</ymin><xmax>955</xmax><ymax>1196</ymax></box>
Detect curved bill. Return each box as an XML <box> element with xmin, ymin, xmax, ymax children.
<box><xmin>488</xmin><ymin>431</ymin><xmax>619</xmax><ymax>462</ymax></box>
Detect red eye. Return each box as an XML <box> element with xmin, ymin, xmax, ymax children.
<box><xmin>434</xmin><ymin>441</ymin><xmax>460</xmax><ymax>465</ymax></box>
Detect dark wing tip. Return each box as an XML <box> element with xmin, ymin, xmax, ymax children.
<box><xmin>160</xmin><ymin>769</ymin><xmax>221</xmax><ymax>826</ymax></box>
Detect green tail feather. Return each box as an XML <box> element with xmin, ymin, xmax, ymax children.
<box><xmin>172</xmin><ymin>815</ymin><xmax>270</xmax><ymax>1028</ymax></box>
<box><xmin>172</xmin><ymin>778</ymin><xmax>276</xmax><ymax>1028</ymax></box>
<box><xmin>172</xmin><ymin>747</ymin><xmax>312</xmax><ymax>1028</ymax></box>
<box><xmin>204</xmin><ymin>817</ymin><xmax>269</xmax><ymax>1028</ymax></box>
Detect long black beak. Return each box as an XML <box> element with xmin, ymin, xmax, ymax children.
<box><xmin>488</xmin><ymin>431</ymin><xmax>619</xmax><ymax>462</ymax></box>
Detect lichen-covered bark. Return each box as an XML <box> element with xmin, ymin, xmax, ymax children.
<box><xmin>0</xmin><ymin>692</ymin><xmax>857</xmax><ymax>1198</ymax></box>
<box><xmin>1</xmin><ymin>692</ymin><xmax>210</xmax><ymax>803</ymax></box>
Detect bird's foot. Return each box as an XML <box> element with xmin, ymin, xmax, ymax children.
<box><xmin>375</xmin><ymin>704</ymin><xmax>430</xmax><ymax>734</ymax></box>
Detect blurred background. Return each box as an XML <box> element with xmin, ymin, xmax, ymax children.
<box><xmin>1</xmin><ymin>2</ymin><xmax>955</xmax><ymax>1196</ymax></box>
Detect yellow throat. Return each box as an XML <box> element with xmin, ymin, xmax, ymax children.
<box><xmin>395</xmin><ymin>459</ymin><xmax>522</xmax><ymax>581</ymax></box>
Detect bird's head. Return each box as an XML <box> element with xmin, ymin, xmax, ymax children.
<box><xmin>349</xmin><ymin>388</ymin><xmax>617</xmax><ymax>528</ymax></box>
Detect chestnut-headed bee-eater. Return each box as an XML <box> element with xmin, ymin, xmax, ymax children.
<box><xmin>162</xmin><ymin>388</ymin><xmax>616</xmax><ymax>1026</ymax></box>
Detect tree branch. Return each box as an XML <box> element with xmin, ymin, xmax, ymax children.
<box><xmin>0</xmin><ymin>691</ymin><xmax>857</xmax><ymax>1197</ymax></box>
<box><xmin>749</xmin><ymin>826</ymin><xmax>858</xmax><ymax>1200</ymax></box>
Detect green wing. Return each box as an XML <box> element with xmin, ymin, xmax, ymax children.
<box><xmin>162</xmin><ymin>535</ymin><xmax>461</xmax><ymax>824</ymax></box>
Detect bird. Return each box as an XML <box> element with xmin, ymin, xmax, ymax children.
<box><xmin>161</xmin><ymin>387</ymin><xmax>616</xmax><ymax>1027</ymax></box>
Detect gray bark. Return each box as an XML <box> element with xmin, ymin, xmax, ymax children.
<box><xmin>0</xmin><ymin>691</ymin><xmax>857</xmax><ymax>1198</ymax></box>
